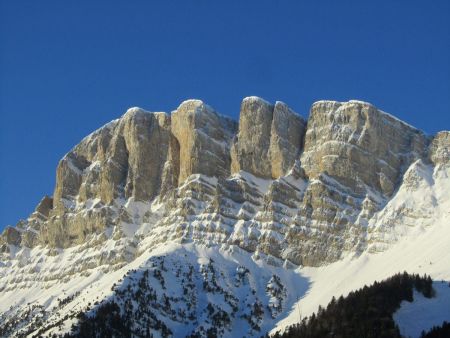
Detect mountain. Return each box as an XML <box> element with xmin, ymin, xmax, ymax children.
<box><xmin>273</xmin><ymin>272</ymin><xmax>439</xmax><ymax>338</ymax></box>
<box><xmin>1</xmin><ymin>97</ymin><xmax>449</xmax><ymax>337</ymax></box>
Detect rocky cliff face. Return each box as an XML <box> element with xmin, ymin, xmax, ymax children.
<box><xmin>285</xmin><ymin>100</ymin><xmax>430</xmax><ymax>264</ymax></box>
<box><xmin>172</xmin><ymin>100</ymin><xmax>237</xmax><ymax>184</ymax></box>
<box><xmin>230</xmin><ymin>97</ymin><xmax>306</xmax><ymax>179</ymax></box>
<box><xmin>429</xmin><ymin>131</ymin><xmax>450</xmax><ymax>165</ymax></box>
<box><xmin>1</xmin><ymin>96</ymin><xmax>449</xmax><ymax>338</ymax></box>
<box><xmin>301</xmin><ymin>100</ymin><xmax>428</xmax><ymax>196</ymax></box>
<box><xmin>1</xmin><ymin>98</ymin><xmax>448</xmax><ymax>267</ymax></box>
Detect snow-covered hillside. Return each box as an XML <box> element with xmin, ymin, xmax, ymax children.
<box><xmin>0</xmin><ymin>243</ymin><xmax>309</xmax><ymax>338</ymax></box>
<box><xmin>1</xmin><ymin>98</ymin><xmax>449</xmax><ymax>337</ymax></box>
<box><xmin>2</xmin><ymin>201</ymin><xmax>449</xmax><ymax>338</ymax></box>
<box><xmin>273</xmin><ymin>161</ymin><xmax>450</xmax><ymax>336</ymax></box>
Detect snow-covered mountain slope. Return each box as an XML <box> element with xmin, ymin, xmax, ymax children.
<box><xmin>273</xmin><ymin>161</ymin><xmax>450</xmax><ymax>335</ymax></box>
<box><xmin>0</xmin><ymin>243</ymin><xmax>308</xmax><ymax>337</ymax></box>
<box><xmin>1</xmin><ymin>97</ymin><xmax>449</xmax><ymax>337</ymax></box>
<box><xmin>394</xmin><ymin>283</ymin><xmax>450</xmax><ymax>338</ymax></box>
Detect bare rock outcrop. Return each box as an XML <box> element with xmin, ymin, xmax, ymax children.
<box><xmin>0</xmin><ymin>226</ymin><xmax>21</xmax><ymax>247</ymax></box>
<box><xmin>274</xmin><ymin>100</ymin><xmax>431</xmax><ymax>264</ymax></box>
<box><xmin>231</xmin><ymin>97</ymin><xmax>306</xmax><ymax>179</ymax></box>
<box><xmin>269</xmin><ymin>102</ymin><xmax>307</xmax><ymax>178</ymax></box>
<box><xmin>40</xmin><ymin>108</ymin><xmax>180</xmax><ymax>247</ymax></box>
<box><xmin>2</xmin><ymin>97</ymin><xmax>448</xmax><ymax>268</ymax></box>
<box><xmin>301</xmin><ymin>100</ymin><xmax>428</xmax><ymax>196</ymax></box>
<box><xmin>34</xmin><ymin>195</ymin><xmax>53</xmax><ymax>218</ymax></box>
<box><xmin>120</xmin><ymin>109</ymin><xmax>174</xmax><ymax>201</ymax></box>
<box><xmin>171</xmin><ymin>100</ymin><xmax>237</xmax><ymax>185</ymax></box>
<box><xmin>231</xmin><ymin>97</ymin><xmax>274</xmax><ymax>178</ymax></box>
<box><xmin>429</xmin><ymin>131</ymin><xmax>450</xmax><ymax>165</ymax></box>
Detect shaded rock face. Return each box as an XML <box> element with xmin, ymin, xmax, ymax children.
<box><xmin>1</xmin><ymin>227</ymin><xmax>21</xmax><ymax>247</ymax></box>
<box><xmin>231</xmin><ymin>97</ymin><xmax>306</xmax><ymax>179</ymax></box>
<box><xmin>54</xmin><ymin>109</ymin><xmax>177</xmax><ymax>208</ymax></box>
<box><xmin>270</xmin><ymin>102</ymin><xmax>307</xmax><ymax>178</ymax></box>
<box><xmin>35</xmin><ymin>196</ymin><xmax>53</xmax><ymax>218</ymax></box>
<box><xmin>2</xmin><ymin>97</ymin><xmax>448</xmax><ymax>267</ymax></box>
<box><xmin>40</xmin><ymin>108</ymin><xmax>181</xmax><ymax>247</ymax></box>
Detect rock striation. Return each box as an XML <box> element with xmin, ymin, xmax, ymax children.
<box><xmin>1</xmin><ymin>97</ymin><xmax>448</xmax><ymax>267</ymax></box>
<box><xmin>301</xmin><ymin>100</ymin><xmax>428</xmax><ymax>196</ymax></box>
<box><xmin>1</xmin><ymin>96</ymin><xmax>450</xmax><ymax>338</ymax></box>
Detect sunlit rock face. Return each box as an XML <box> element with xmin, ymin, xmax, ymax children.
<box><xmin>429</xmin><ymin>131</ymin><xmax>450</xmax><ymax>165</ymax></box>
<box><xmin>1</xmin><ymin>97</ymin><xmax>447</xmax><ymax>267</ymax></box>
<box><xmin>280</xmin><ymin>100</ymin><xmax>431</xmax><ymax>265</ymax></box>
<box><xmin>39</xmin><ymin>107</ymin><xmax>179</xmax><ymax>247</ymax></box>
<box><xmin>301</xmin><ymin>100</ymin><xmax>428</xmax><ymax>196</ymax></box>
<box><xmin>231</xmin><ymin>97</ymin><xmax>306</xmax><ymax>179</ymax></box>
<box><xmin>53</xmin><ymin>108</ymin><xmax>175</xmax><ymax>206</ymax></box>
<box><xmin>171</xmin><ymin>99</ymin><xmax>237</xmax><ymax>185</ymax></box>
<box><xmin>1</xmin><ymin>96</ymin><xmax>449</xmax><ymax>338</ymax></box>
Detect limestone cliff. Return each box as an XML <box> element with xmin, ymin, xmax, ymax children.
<box><xmin>429</xmin><ymin>131</ymin><xmax>450</xmax><ymax>165</ymax></box>
<box><xmin>231</xmin><ymin>97</ymin><xmax>306</xmax><ymax>179</ymax></box>
<box><xmin>1</xmin><ymin>97</ymin><xmax>448</xmax><ymax>268</ymax></box>
<box><xmin>171</xmin><ymin>100</ymin><xmax>237</xmax><ymax>184</ymax></box>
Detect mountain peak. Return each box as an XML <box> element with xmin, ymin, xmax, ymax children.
<box><xmin>1</xmin><ymin>97</ymin><xmax>449</xmax><ymax>337</ymax></box>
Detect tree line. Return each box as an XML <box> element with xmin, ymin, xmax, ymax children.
<box><xmin>271</xmin><ymin>272</ymin><xmax>436</xmax><ymax>338</ymax></box>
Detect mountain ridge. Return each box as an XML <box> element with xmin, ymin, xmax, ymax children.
<box><xmin>2</xmin><ymin>97</ymin><xmax>446</xmax><ymax>262</ymax></box>
<box><xmin>0</xmin><ymin>97</ymin><xmax>449</xmax><ymax>337</ymax></box>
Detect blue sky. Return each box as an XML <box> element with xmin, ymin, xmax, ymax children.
<box><xmin>1</xmin><ymin>1</ymin><xmax>449</xmax><ymax>230</ymax></box>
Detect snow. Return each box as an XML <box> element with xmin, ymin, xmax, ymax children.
<box><xmin>271</xmin><ymin>162</ymin><xmax>450</xmax><ymax>335</ymax></box>
<box><xmin>124</xmin><ymin>106</ymin><xmax>150</xmax><ymax>115</ymax></box>
<box><xmin>394</xmin><ymin>283</ymin><xmax>450</xmax><ymax>338</ymax></box>
<box><xmin>175</xmin><ymin>99</ymin><xmax>234</xmax><ymax>124</ymax></box>
<box><xmin>242</xmin><ymin>96</ymin><xmax>272</xmax><ymax>106</ymax></box>
<box><xmin>85</xmin><ymin>160</ymin><xmax>101</xmax><ymax>172</ymax></box>
<box><xmin>177</xmin><ymin>99</ymin><xmax>204</xmax><ymax>108</ymax></box>
<box><xmin>280</xmin><ymin>174</ymin><xmax>308</xmax><ymax>194</ymax></box>
<box><xmin>273</xmin><ymin>200</ymin><xmax>450</xmax><ymax>335</ymax></box>
<box><xmin>1</xmin><ymin>152</ymin><xmax>449</xmax><ymax>336</ymax></box>
<box><xmin>234</xmin><ymin>170</ymin><xmax>272</xmax><ymax>194</ymax></box>
<box><xmin>367</xmin><ymin>159</ymin><xmax>450</xmax><ymax>250</ymax></box>
<box><xmin>65</xmin><ymin>157</ymin><xmax>82</xmax><ymax>175</ymax></box>
<box><xmin>2</xmin><ymin>207</ymin><xmax>450</xmax><ymax>338</ymax></box>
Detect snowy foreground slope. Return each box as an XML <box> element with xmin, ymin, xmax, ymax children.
<box><xmin>1</xmin><ymin>209</ymin><xmax>449</xmax><ymax>338</ymax></box>
<box><xmin>0</xmin><ymin>242</ymin><xmax>307</xmax><ymax>337</ymax></box>
<box><xmin>1</xmin><ymin>98</ymin><xmax>449</xmax><ymax>337</ymax></box>
<box><xmin>275</xmin><ymin>160</ymin><xmax>450</xmax><ymax>336</ymax></box>
<box><xmin>1</xmin><ymin>153</ymin><xmax>449</xmax><ymax>338</ymax></box>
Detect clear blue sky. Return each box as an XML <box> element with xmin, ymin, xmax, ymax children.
<box><xmin>1</xmin><ymin>1</ymin><xmax>449</xmax><ymax>230</ymax></box>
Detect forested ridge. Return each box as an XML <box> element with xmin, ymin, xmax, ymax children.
<box><xmin>272</xmin><ymin>272</ymin><xmax>438</xmax><ymax>338</ymax></box>
<box><xmin>24</xmin><ymin>272</ymin><xmax>449</xmax><ymax>338</ymax></box>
